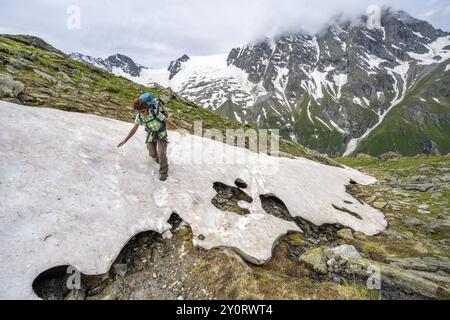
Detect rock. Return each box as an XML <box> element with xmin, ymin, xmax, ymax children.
<box><xmin>402</xmin><ymin>217</ymin><xmax>425</xmax><ymax>227</ymax></box>
<box><xmin>325</xmin><ymin>245</ymin><xmax>362</xmax><ymax>264</ymax></box>
<box><xmin>376</xmin><ymin>262</ymin><xmax>448</xmax><ymax>298</ymax></box>
<box><xmin>64</xmin><ymin>289</ymin><xmax>85</xmax><ymax>300</ymax></box>
<box><xmin>378</xmin><ymin>152</ymin><xmax>401</xmax><ymax>161</ymax></box>
<box><xmin>299</xmin><ymin>247</ymin><xmax>328</xmax><ymax>274</ymax></box>
<box><xmin>58</xmin><ymin>71</ymin><xmax>75</xmax><ymax>84</ymax></box>
<box><xmin>112</xmin><ymin>263</ymin><xmax>127</xmax><ymax>277</ymax></box>
<box><xmin>0</xmin><ymin>73</ymin><xmax>25</xmax><ymax>98</ymax></box>
<box><xmin>412</xmin><ymin>242</ymin><xmax>428</xmax><ymax>254</ymax></box>
<box><xmin>331</xmin><ymin>275</ymin><xmax>342</xmax><ymax>284</ymax></box>
<box><xmin>327</xmin><ymin>258</ymin><xmax>337</xmax><ymax>267</ymax></box>
<box><xmin>33</xmin><ymin>69</ymin><xmax>57</xmax><ymax>83</ymax></box>
<box><xmin>9</xmin><ymin>57</ymin><xmax>34</xmax><ymax>70</ymax></box>
<box><xmin>353</xmin><ymin>232</ymin><xmax>367</xmax><ymax>241</ymax></box>
<box><xmin>428</xmin><ymin>218</ymin><xmax>450</xmax><ymax>233</ymax></box>
<box><xmin>328</xmin><ymin>246</ymin><xmax>449</xmax><ymax>298</ymax></box>
<box><xmin>417</xmin><ymin>204</ymin><xmax>431</xmax><ymax>214</ymax></box>
<box><xmin>337</xmin><ymin>228</ymin><xmax>354</xmax><ymax>240</ymax></box>
<box><xmin>6</xmin><ymin>65</ymin><xmax>18</xmax><ymax>74</ymax></box>
<box><xmin>162</xmin><ymin>230</ymin><xmax>173</xmax><ymax>240</ymax></box>
<box><xmin>387</xmin><ymin>256</ymin><xmax>450</xmax><ymax>273</ymax></box>
<box><xmin>373</xmin><ymin>201</ymin><xmax>388</xmax><ymax>209</ymax></box>
<box><xmin>388</xmin><ymin>183</ymin><xmax>436</xmax><ymax>192</ymax></box>
<box><xmin>410</xmin><ymin>270</ymin><xmax>450</xmax><ymax>284</ymax></box>
<box><xmin>356</xmin><ymin>153</ymin><xmax>376</xmax><ymax>160</ymax></box>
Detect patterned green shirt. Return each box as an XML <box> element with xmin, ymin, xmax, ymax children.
<box><xmin>135</xmin><ymin>111</ymin><xmax>167</xmax><ymax>143</ymax></box>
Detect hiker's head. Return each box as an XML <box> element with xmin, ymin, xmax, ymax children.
<box><xmin>133</xmin><ymin>99</ymin><xmax>148</xmax><ymax>113</ymax></box>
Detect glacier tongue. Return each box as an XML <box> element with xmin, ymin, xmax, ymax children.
<box><xmin>0</xmin><ymin>101</ymin><xmax>386</xmax><ymax>299</ymax></box>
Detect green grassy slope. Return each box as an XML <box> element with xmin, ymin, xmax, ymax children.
<box><xmin>355</xmin><ymin>61</ymin><xmax>450</xmax><ymax>156</ymax></box>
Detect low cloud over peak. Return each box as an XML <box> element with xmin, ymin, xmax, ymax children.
<box><xmin>1</xmin><ymin>0</ymin><xmax>449</xmax><ymax>68</ymax></box>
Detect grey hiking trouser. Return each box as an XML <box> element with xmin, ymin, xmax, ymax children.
<box><xmin>147</xmin><ymin>138</ymin><xmax>169</xmax><ymax>175</ymax></box>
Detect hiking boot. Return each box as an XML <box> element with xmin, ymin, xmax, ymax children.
<box><xmin>159</xmin><ymin>173</ymin><xmax>168</xmax><ymax>181</ymax></box>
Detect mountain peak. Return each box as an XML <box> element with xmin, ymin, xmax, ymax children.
<box><xmin>70</xmin><ymin>52</ymin><xmax>146</xmax><ymax>77</ymax></box>
<box><xmin>167</xmin><ymin>54</ymin><xmax>191</xmax><ymax>80</ymax></box>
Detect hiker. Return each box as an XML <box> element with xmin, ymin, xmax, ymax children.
<box><xmin>117</xmin><ymin>92</ymin><xmax>178</xmax><ymax>181</ymax></box>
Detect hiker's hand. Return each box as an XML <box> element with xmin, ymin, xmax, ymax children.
<box><xmin>117</xmin><ymin>140</ymin><xmax>127</xmax><ymax>148</ymax></box>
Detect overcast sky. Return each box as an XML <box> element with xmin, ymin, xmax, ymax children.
<box><xmin>1</xmin><ymin>0</ymin><xmax>449</xmax><ymax>68</ymax></box>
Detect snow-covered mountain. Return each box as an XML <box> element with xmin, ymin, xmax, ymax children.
<box><xmin>71</xmin><ymin>9</ymin><xmax>450</xmax><ymax>157</ymax></box>
<box><xmin>70</xmin><ymin>52</ymin><xmax>148</xmax><ymax>78</ymax></box>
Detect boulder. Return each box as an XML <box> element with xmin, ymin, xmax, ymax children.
<box><xmin>112</xmin><ymin>263</ymin><xmax>128</xmax><ymax>277</ymax></box>
<box><xmin>387</xmin><ymin>256</ymin><xmax>450</xmax><ymax>273</ymax></box>
<box><xmin>402</xmin><ymin>217</ymin><xmax>426</xmax><ymax>227</ymax></box>
<box><xmin>304</xmin><ymin>245</ymin><xmax>450</xmax><ymax>298</ymax></box>
<box><xmin>337</xmin><ymin>228</ymin><xmax>354</xmax><ymax>240</ymax></box>
<box><xmin>378</xmin><ymin>152</ymin><xmax>401</xmax><ymax>161</ymax></box>
<box><xmin>373</xmin><ymin>201</ymin><xmax>387</xmax><ymax>209</ymax></box>
<box><xmin>33</xmin><ymin>69</ymin><xmax>57</xmax><ymax>83</ymax></box>
<box><xmin>356</xmin><ymin>153</ymin><xmax>376</xmax><ymax>160</ymax></box>
<box><xmin>325</xmin><ymin>245</ymin><xmax>362</xmax><ymax>264</ymax></box>
<box><xmin>0</xmin><ymin>73</ymin><xmax>25</xmax><ymax>98</ymax></box>
<box><xmin>299</xmin><ymin>247</ymin><xmax>328</xmax><ymax>274</ymax></box>
<box><xmin>428</xmin><ymin>218</ymin><xmax>450</xmax><ymax>233</ymax></box>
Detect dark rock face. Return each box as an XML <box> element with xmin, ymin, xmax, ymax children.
<box><xmin>104</xmin><ymin>54</ymin><xmax>146</xmax><ymax>77</ymax></box>
<box><xmin>417</xmin><ymin>139</ymin><xmax>440</xmax><ymax>156</ymax></box>
<box><xmin>167</xmin><ymin>54</ymin><xmax>190</xmax><ymax>80</ymax></box>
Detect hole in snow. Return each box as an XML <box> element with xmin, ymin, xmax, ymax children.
<box><xmin>33</xmin><ymin>265</ymin><xmax>73</xmax><ymax>300</ymax></box>
<box><xmin>234</xmin><ymin>178</ymin><xmax>248</xmax><ymax>189</ymax></box>
<box><xmin>259</xmin><ymin>194</ymin><xmax>293</xmax><ymax>221</ymax></box>
<box><xmin>259</xmin><ymin>194</ymin><xmax>345</xmax><ymax>243</ymax></box>
<box><xmin>33</xmin><ymin>214</ymin><xmax>188</xmax><ymax>300</ymax></box>
<box><xmin>211</xmin><ymin>182</ymin><xmax>253</xmax><ymax>216</ymax></box>
<box><xmin>332</xmin><ymin>204</ymin><xmax>363</xmax><ymax>220</ymax></box>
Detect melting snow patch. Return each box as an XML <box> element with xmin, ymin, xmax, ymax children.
<box><xmin>0</xmin><ymin>102</ymin><xmax>386</xmax><ymax>299</ymax></box>
<box><xmin>329</xmin><ymin>120</ymin><xmax>348</xmax><ymax>134</ymax></box>
<box><xmin>333</xmin><ymin>74</ymin><xmax>348</xmax><ymax>99</ymax></box>
<box><xmin>353</xmin><ymin>97</ymin><xmax>363</xmax><ymax>107</ymax></box>
<box><xmin>315</xmin><ymin>116</ymin><xmax>332</xmax><ymax>131</ymax></box>
<box><xmin>407</xmin><ymin>36</ymin><xmax>450</xmax><ymax>65</ymax></box>
<box><xmin>234</xmin><ymin>111</ymin><xmax>242</xmax><ymax>123</ymax></box>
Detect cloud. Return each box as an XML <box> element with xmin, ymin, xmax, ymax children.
<box><xmin>0</xmin><ymin>0</ymin><xmax>449</xmax><ymax>68</ymax></box>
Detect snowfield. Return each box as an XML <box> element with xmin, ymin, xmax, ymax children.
<box><xmin>0</xmin><ymin>101</ymin><xmax>386</xmax><ymax>299</ymax></box>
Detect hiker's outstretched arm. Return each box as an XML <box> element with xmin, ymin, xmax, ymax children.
<box><xmin>164</xmin><ymin>117</ymin><xmax>178</xmax><ymax>130</ymax></box>
<box><xmin>118</xmin><ymin>124</ymin><xmax>139</xmax><ymax>148</ymax></box>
